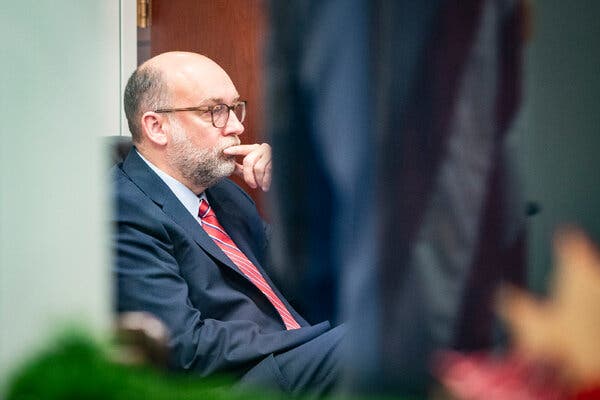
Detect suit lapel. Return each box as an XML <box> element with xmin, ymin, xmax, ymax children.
<box><xmin>206</xmin><ymin>188</ymin><xmax>264</xmax><ymax>270</ymax></box>
<box><xmin>121</xmin><ymin>148</ymin><xmax>243</xmax><ymax>275</ymax></box>
<box><xmin>162</xmin><ymin>199</ymin><xmax>242</xmax><ymax>272</ymax></box>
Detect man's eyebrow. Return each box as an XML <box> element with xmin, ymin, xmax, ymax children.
<box><xmin>199</xmin><ymin>96</ymin><xmax>241</xmax><ymax>105</ymax></box>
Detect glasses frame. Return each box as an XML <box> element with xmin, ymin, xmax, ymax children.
<box><xmin>154</xmin><ymin>100</ymin><xmax>247</xmax><ymax>128</ymax></box>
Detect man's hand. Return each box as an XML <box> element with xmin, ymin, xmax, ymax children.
<box><xmin>223</xmin><ymin>143</ymin><xmax>272</xmax><ymax>191</ymax></box>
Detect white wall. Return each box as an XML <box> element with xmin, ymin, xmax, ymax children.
<box><xmin>0</xmin><ymin>0</ymin><xmax>134</xmax><ymax>391</ymax></box>
<box><xmin>520</xmin><ymin>0</ymin><xmax>600</xmax><ymax>291</ymax></box>
<box><xmin>121</xmin><ymin>0</ymin><xmax>138</xmax><ymax>136</ymax></box>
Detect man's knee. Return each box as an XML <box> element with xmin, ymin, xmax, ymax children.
<box><xmin>237</xmin><ymin>325</ymin><xmax>346</xmax><ymax>396</ymax></box>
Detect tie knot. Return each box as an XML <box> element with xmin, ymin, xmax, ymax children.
<box><xmin>198</xmin><ymin>198</ymin><xmax>211</xmax><ymax>218</ymax></box>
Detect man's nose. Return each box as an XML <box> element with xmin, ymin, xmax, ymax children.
<box><xmin>223</xmin><ymin>110</ymin><xmax>244</xmax><ymax>136</ymax></box>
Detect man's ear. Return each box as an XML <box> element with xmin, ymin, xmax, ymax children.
<box><xmin>141</xmin><ymin>111</ymin><xmax>168</xmax><ymax>146</ymax></box>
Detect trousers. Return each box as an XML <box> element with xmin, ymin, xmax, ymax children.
<box><xmin>237</xmin><ymin>324</ymin><xmax>345</xmax><ymax>396</ymax></box>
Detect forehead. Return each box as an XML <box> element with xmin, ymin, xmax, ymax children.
<box><xmin>168</xmin><ymin>59</ymin><xmax>239</xmax><ymax>105</ymax></box>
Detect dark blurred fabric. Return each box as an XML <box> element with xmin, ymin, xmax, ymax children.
<box><xmin>105</xmin><ymin>135</ymin><xmax>133</xmax><ymax>164</ymax></box>
<box><xmin>375</xmin><ymin>0</ymin><xmax>527</xmax><ymax>393</ymax></box>
<box><xmin>266</xmin><ymin>0</ymin><xmax>527</xmax><ymax>395</ymax></box>
<box><xmin>266</xmin><ymin>0</ymin><xmax>375</xmax><ymax>328</ymax></box>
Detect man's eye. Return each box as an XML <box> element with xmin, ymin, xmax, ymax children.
<box><xmin>212</xmin><ymin>104</ymin><xmax>226</xmax><ymax>113</ymax></box>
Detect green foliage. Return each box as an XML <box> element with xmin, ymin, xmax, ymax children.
<box><xmin>5</xmin><ymin>332</ymin><xmax>420</xmax><ymax>400</ymax></box>
<box><xmin>5</xmin><ymin>333</ymin><xmax>269</xmax><ymax>400</ymax></box>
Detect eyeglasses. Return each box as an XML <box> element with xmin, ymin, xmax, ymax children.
<box><xmin>154</xmin><ymin>100</ymin><xmax>247</xmax><ymax>128</ymax></box>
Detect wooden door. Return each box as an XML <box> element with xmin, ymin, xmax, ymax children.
<box><xmin>143</xmin><ymin>0</ymin><xmax>268</xmax><ymax>214</ymax></box>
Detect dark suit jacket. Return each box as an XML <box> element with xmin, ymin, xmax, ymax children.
<box><xmin>112</xmin><ymin>148</ymin><xmax>330</xmax><ymax>378</ymax></box>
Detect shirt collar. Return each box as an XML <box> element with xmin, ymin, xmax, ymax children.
<box><xmin>136</xmin><ymin>149</ymin><xmax>205</xmax><ymax>223</ymax></box>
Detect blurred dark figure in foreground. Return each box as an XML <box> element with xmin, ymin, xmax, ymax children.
<box><xmin>267</xmin><ymin>0</ymin><xmax>528</xmax><ymax>395</ymax></box>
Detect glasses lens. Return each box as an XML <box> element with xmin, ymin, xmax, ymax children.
<box><xmin>212</xmin><ymin>104</ymin><xmax>229</xmax><ymax>128</ymax></box>
<box><xmin>233</xmin><ymin>102</ymin><xmax>246</xmax><ymax>124</ymax></box>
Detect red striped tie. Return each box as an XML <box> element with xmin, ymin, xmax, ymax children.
<box><xmin>198</xmin><ymin>198</ymin><xmax>301</xmax><ymax>330</ymax></box>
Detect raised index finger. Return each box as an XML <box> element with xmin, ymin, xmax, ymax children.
<box><xmin>223</xmin><ymin>144</ymin><xmax>258</xmax><ymax>156</ymax></box>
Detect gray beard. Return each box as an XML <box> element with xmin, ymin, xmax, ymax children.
<box><xmin>167</xmin><ymin>124</ymin><xmax>236</xmax><ymax>189</ymax></box>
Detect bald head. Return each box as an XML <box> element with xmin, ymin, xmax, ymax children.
<box><xmin>123</xmin><ymin>52</ymin><xmax>235</xmax><ymax>143</ymax></box>
<box><xmin>144</xmin><ymin>52</ymin><xmax>226</xmax><ymax>81</ymax></box>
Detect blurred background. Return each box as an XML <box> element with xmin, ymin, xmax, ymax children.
<box><xmin>1</xmin><ymin>0</ymin><xmax>599</xmax><ymax>398</ymax></box>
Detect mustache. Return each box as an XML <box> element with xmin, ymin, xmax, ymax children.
<box><xmin>221</xmin><ymin>140</ymin><xmax>241</xmax><ymax>151</ymax></box>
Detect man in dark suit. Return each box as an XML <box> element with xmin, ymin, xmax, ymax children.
<box><xmin>113</xmin><ymin>51</ymin><xmax>343</xmax><ymax>395</ymax></box>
